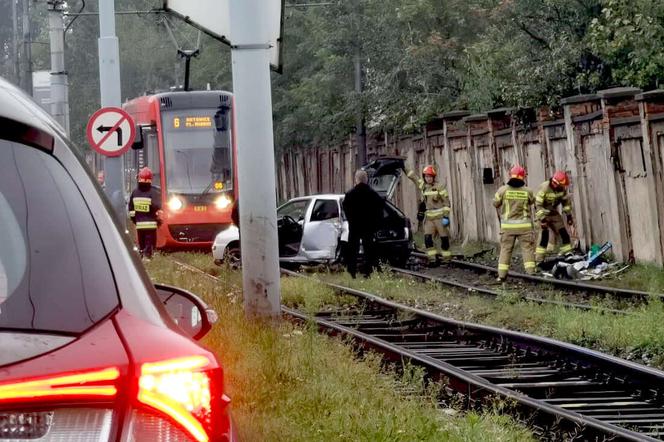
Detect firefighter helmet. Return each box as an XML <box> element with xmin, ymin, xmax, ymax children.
<box><xmin>138</xmin><ymin>167</ymin><xmax>153</xmax><ymax>183</ymax></box>
<box><xmin>422</xmin><ymin>165</ymin><xmax>437</xmax><ymax>177</ymax></box>
<box><xmin>551</xmin><ymin>170</ymin><xmax>569</xmax><ymax>188</ymax></box>
<box><xmin>510</xmin><ymin>165</ymin><xmax>526</xmax><ymax>180</ymax></box>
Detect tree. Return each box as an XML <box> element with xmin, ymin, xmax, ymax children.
<box><xmin>589</xmin><ymin>0</ymin><xmax>664</xmax><ymax>89</ymax></box>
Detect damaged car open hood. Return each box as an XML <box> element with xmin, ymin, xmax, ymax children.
<box><xmin>362</xmin><ymin>157</ymin><xmax>405</xmax><ymax>199</ymax></box>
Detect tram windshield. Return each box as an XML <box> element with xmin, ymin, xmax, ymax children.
<box><xmin>162</xmin><ymin>106</ymin><xmax>233</xmax><ymax>195</ymax></box>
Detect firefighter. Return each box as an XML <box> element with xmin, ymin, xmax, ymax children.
<box><xmin>405</xmin><ymin>164</ymin><xmax>452</xmax><ymax>265</ymax></box>
<box><xmin>128</xmin><ymin>167</ymin><xmax>162</xmax><ymax>260</ymax></box>
<box><xmin>535</xmin><ymin>170</ymin><xmax>574</xmax><ymax>263</ymax></box>
<box><xmin>494</xmin><ymin>165</ymin><xmax>536</xmax><ymax>281</ymax></box>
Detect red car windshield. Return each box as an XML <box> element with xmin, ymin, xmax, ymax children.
<box><xmin>0</xmin><ymin>140</ymin><xmax>119</xmax><ymax>334</ymax></box>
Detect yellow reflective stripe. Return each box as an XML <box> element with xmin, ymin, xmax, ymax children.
<box><xmin>136</xmin><ymin>221</ymin><xmax>158</xmax><ymax>229</ymax></box>
<box><xmin>536</xmin><ymin>247</ymin><xmax>547</xmax><ymax>254</ymax></box>
<box><xmin>133</xmin><ymin>197</ymin><xmax>151</xmax><ymax>203</ymax></box>
<box><xmin>498</xmin><ymin>264</ymin><xmax>510</xmax><ymax>271</ymax></box>
<box><xmin>425</xmin><ymin>208</ymin><xmax>449</xmax><ymax>218</ymax></box>
<box><xmin>426</xmin><ymin>249</ymin><xmax>437</xmax><ymax>257</ymax></box>
<box><xmin>535</xmin><ymin>196</ymin><xmax>544</xmax><ymax>204</ymax></box>
<box><xmin>559</xmin><ymin>244</ymin><xmax>573</xmax><ymax>253</ymax></box>
<box><xmin>563</xmin><ymin>206</ymin><xmax>572</xmax><ymax>213</ymax></box>
<box><xmin>505</xmin><ymin>190</ymin><xmax>529</xmax><ymax>200</ymax></box>
<box><xmin>501</xmin><ymin>222</ymin><xmax>533</xmax><ymax>230</ymax></box>
<box><xmin>128</xmin><ymin>211</ymin><xmax>136</xmax><ymax>217</ymax></box>
<box><xmin>524</xmin><ymin>262</ymin><xmax>536</xmax><ymax>269</ymax></box>
<box><xmin>441</xmin><ymin>251</ymin><xmax>452</xmax><ymax>257</ymax></box>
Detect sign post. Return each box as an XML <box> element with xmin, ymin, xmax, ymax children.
<box><xmin>228</xmin><ymin>0</ymin><xmax>281</xmax><ymax>317</ymax></box>
<box><xmin>163</xmin><ymin>0</ymin><xmax>283</xmax><ymax>317</ymax></box>
<box><xmin>98</xmin><ymin>0</ymin><xmax>125</xmax><ymax>228</ymax></box>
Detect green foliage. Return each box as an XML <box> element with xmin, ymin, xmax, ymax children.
<box><xmin>589</xmin><ymin>0</ymin><xmax>664</xmax><ymax>88</ymax></box>
<box><xmin>5</xmin><ymin>0</ymin><xmax>664</xmax><ymax>154</ymax></box>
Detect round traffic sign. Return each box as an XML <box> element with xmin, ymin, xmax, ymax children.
<box><xmin>86</xmin><ymin>107</ymin><xmax>136</xmax><ymax>157</ymax></box>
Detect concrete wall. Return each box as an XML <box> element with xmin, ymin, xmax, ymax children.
<box><xmin>277</xmin><ymin>87</ymin><xmax>664</xmax><ymax>264</ymax></box>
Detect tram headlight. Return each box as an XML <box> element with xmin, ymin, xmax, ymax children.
<box><xmin>168</xmin><ymin>195</ymin><xmax>184</xmax><ymax>212</ymax></box>
<box><xmin>214</xmin><ymin>194</ymin><xmax>232</xmax><ymax>210</ymax></box>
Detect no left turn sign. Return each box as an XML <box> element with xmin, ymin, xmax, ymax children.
<box><xmin>86</xmin><ymin>107</ymin><xmax>136</xmax><ymax>157</ymax></box>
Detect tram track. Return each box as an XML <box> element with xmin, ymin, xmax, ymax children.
<box><xmin>400</xmin><ymin>252</ymin><xmax>662</xmax><ymax>314</ymax></box>
<box><xmin>167</xmin><ymin>257</ymin><xmax>664</xmax><ymax>441</ymax></box>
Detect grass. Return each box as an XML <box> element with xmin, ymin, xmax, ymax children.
<box><xmin>315</xmin><ymin>271</ymin><xmax>664</xmax><ymax>369</ymax></box>
<box><xmin>598</xmin><ymin>263</ymin><xmax>664</xmax><ymax>293</ymax></box>
<box><xmin>145</xmin><ymin>253</ymin><xmax>534</xmax><ymax>442</ymax></box>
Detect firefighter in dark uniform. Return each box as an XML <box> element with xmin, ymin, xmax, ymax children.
<box><xmin>128</xmin><ymin>167</ymin><xmax>162</xmax><ymax>260</ymax></box>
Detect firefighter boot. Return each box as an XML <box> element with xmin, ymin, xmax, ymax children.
<box><xmin>424</xmin><ymin>234</ymin><xmax>438</xmax><ymax>267</ymax></box>
<box><xmin>439</xmin><ymin>236</ymin><xmax>452</xmax><ymax>262</ymax></box>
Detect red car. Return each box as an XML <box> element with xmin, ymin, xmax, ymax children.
<box><xmin>0</xmin><ymin>77</ymin><xmax>235</xmax><ymax>441</ymax></box>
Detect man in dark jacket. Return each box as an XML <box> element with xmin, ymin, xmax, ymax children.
<box><xmin>128</xmin><ymin>167</ymin><xmax>162</xmax><ymax>260</ymax></box>
<box><xmin>342</xmin><ymin>169</ymin><xmax>385</xmax><ymax>278</ymax></box>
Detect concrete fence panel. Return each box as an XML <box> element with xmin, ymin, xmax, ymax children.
<box><xmin>276</xmin><ymin>90</ymin><xmax>664</xmax><ymax>265</ymax></box>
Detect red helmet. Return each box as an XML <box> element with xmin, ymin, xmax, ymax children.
<box><xmin>510</xmin><ymin>165</ymin><xmax>526</xmax><ymax>180</ymax></box>
<box><xmin>138</xmin><ymin>167</ymin><xmax>153</xmax><ymax>183</ymax></box>
<box><xmin>422</xmin><ymin>165</ymin><xmax>437</xmax><ymax>177</ymax></box>
<box><xmin>551</xmin><ymin>170</ymin><xmax>569</xmax><ymax>188</ymax></box>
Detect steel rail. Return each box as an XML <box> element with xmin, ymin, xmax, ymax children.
<box><xmin>166</xmin><ymin>258</ymin><xmax>664</xmax><ymax>440</ymax></box>
<box><xmin>281</xmin><ymin>269</ymin><xmax>664</xmax><ymax>441</ymax></box>
<box><xmin>391</xmin><ymin>266</ymin><xmax>630</xmax><ymax>316</ymax></box>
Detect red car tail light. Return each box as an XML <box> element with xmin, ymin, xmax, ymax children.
<box><xmin>136</xmin><ymin>355</ymin><xmax>230</xmax><ymax>442</ymax></box>
<box><xmin>0</xmin><ymin>367</ymin><xmax>120</xmax><ymax>404</ymax></box>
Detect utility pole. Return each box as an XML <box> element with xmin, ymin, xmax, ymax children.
<box><xmin>353</xmin><ymin>0</ymin><xmax>366</xmax><ymax>168</ymax></box>
<box><xmin>20</xmin><ymin>0</ymin><xmax>33</xmax><ymax>93</ymax></box>
<box><xmin>354</xmin><ymin>48</ymin><xmax>366</xmax><ymax>167</ymax></box>
<box><xmin>12</xmin><ymin>0</ymin><xmax>20</xmax><ymax>85</ymax></box>
<box><xmin>230</xmin><ymin>0</ymin><xmax>281</xmax><ymax>317</ymax></box>
<box><xmin>98</xmin><ymin>0</ymin><xmax>126</xmax><ymax>228</ymax></box>
<box><xmin>48</xmin><ymin>0</ymin><xmax>70</xmax><ymax>135</ymax></box>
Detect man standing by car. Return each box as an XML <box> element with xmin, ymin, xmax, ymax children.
<box><xmin>128</xmin><ymin>167</ymin><xmax>162</xmax><ymax>260</ymax></box>
<box><xmin>343</xmin><ymin>170</ymin><xmax>385</xmax><ymax>278</ymax></box>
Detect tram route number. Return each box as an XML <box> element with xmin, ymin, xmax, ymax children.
<box><xmin>194</xmin><ymin>206</ymin><xmax>207</xmax><ymax>212</ymax></box>
<box><xmin>173</xmin><ymin>116</ymin><xmax>213</xmax><ymax>129</ymax></box>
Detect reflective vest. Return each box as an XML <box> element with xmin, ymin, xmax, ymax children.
<box><xmin>535</xmin><ymin>180</ymin><xmax>572</xmax><ymax>221</ymax></box>
<box><xmin>493</xmin><ymin>184</ymin><xmax>534</xmax><ymax>233</ymax></box>
<box><xmin>128</xmin><ymin>187</ymin><xmax>161</xmax><ymax>230</ymax></box>
<box><xmin>406</xmin><ymin>170</ymin><xmax>450</xmax><ymax>219</ymax></box>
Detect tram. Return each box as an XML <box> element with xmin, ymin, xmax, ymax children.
<box><xmin>123</xmin><ymin>90</ymin><xmax>237</xmax><ymax>249</ymax></box>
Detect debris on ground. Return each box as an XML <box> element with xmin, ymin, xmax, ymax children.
<box><xmin>539</xmin><ymin>242</ymin><xmax>630</xmax><ymax>280</ymax></box>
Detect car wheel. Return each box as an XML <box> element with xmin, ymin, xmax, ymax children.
<box><xmin>225</xmin><ymin>246</ymin><xmax>241</xmax><ymax>269</ymax></box>
<box><xmin>389</xmin><ymin>253</ymin><xmax>410</xmax><ymax>269</ymax></box>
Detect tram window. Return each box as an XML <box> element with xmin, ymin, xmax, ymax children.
<box><xmin>144</xmin><ymin>128</ymin><xmax>160</xmax><ymax>188</ymax></box>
